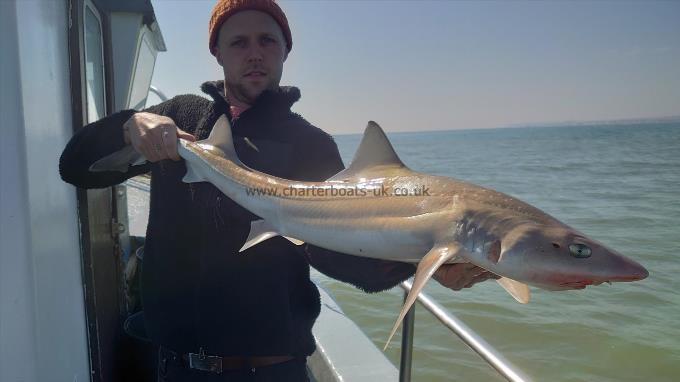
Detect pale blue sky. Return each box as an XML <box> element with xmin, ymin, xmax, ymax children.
<box><xmin>148</xmin><ymin>0</ymin><xmax>680</xmax><ymax>133</ymax></box>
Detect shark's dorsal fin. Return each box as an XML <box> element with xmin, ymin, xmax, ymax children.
<box><xmin>328</xmin><ymin>121</ymin><xmax>410</xmax><ymax>181</ymax></box>
<box><xmin>196</xmin><ymin>114</ymin><xmax>244</xmax><ymax>167</ymax></box>
<box><xmin>181</xmin><ymin>114</ymin><xmax>246</xmax><ymax>184</ymax></box>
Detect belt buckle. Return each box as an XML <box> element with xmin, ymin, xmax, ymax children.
<box><xmin>188</xmin><ymin>347</ymin><xmax>223</xmax><ymax>374</ymax></box>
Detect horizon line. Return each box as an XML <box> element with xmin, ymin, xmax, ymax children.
<box><xmin>331</xmin><ymin>115</ymin><xmax>680</xmax><ymax>136</ymax></box>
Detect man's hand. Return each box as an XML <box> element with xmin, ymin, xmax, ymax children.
<box><xmin>433</xmin><ymin>263</ymin><xmax>499</xmax><ymax>291</ymax></box>
<box><xmin>123</xmin><ymin>112</ymin><xmax>196</xmax><ymax>162</ymax></box>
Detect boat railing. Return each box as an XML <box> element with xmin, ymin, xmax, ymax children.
<box><xmin>149</xmin><ymin>85</ymin><xmax>168</xmax><ymax>102</ymax></box>
<box><xmin>397</xmin><ymin>280</ymin><xmax>531</xmax><ymax>382</ymax></box>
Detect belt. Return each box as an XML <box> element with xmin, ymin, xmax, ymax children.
<box><xmin>160</xmin><ymin>346</ymin><xmax>294</xmax><ymax>374</ymax></box>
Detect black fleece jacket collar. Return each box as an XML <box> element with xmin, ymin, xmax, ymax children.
<box><xmin>200</xmin><ymin>80</ymin><xmax>301</xmax><ymax>115</ymax></box>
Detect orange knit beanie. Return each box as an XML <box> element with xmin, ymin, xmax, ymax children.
<box><xmin>209</xmin><ymin>0</ymin><xmax>292</xmax><ymax>56</ymax></box>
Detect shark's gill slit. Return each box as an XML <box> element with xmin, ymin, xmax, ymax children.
<box><xmin>487</xmin><ymin>240</ymin><xmax>502</xmax><ymax>264</ymax></box>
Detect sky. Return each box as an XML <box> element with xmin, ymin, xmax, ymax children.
<box><xmin>148</xmin><ymin>0</ymin><xmax>680</xmax><ymax>134</ymax></box>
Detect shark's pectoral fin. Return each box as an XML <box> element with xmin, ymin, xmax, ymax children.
<box><xmin>384</xmin><ymin>243</ymin><xmax>464</xmax><ymax>350</ymax></box>
<box><xmin>496</xmin><ymin>277</ymin><xmax>531</xmax><ymax>304</ymax></box>
<box><xmin>239</xmin><ymin>219</ymin><xmax>304</xmax><ymax>252</ymax></box>
<box><xmin>182</xmin><ymin>161</ymin><xmax>205</xmax><ymax>183</ymax></box>
<box><xmin>89</xmin><ymin>146</ymin><xmax>146</xmax><ymax>173</ymax></box>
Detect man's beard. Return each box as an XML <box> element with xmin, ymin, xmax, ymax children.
<box><xmin>225</xmin><ymin>79</ymin><xmax>276</xmax><ymax>105</ymax></box>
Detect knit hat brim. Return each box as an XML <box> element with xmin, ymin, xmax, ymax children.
<box><xmin>209</xmin><ymin>0</ymin><xmax>292</xmax><ymax>56</ymax></box>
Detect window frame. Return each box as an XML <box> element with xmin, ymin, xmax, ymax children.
<box><xmin>83</xmin><ymin>0</ymin><xmax>107</xmax><ymax>122</ymax></box>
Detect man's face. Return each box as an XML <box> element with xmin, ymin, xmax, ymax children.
<box><xmin>214</xmin><ymin>10</ymin><xmax>288</xmax><ymax>104</ymax></box>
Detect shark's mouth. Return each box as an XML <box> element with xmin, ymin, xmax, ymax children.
<box><xmin>559</xmin><ymin>281</ymin><xmax>590</xmax><ymax>289</ymax></box>
<box><xmin>559</xmin><ymin>280</ymin><xmax>615</xmax><ymax>289</ymax></box>
<box><xmin>559</xmin><ymin>268</ymin><xmax>649</xmax><ymax>289</ymax></box>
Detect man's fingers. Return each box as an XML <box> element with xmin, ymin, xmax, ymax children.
<box><xmin>126</xmin><ymin>113</ymin><xmax>185</xmax><ymax>162</ymax></box>
<box><xmin>466</xmin><ymin>263</ymin><xmax>486</xmax><ymax>273</ymax></box>
<box><xmin>129</xmin><ymin>126</ymin><xmax>159</xmax><ymax>163</ymax></box>
<box><xmin>140</xmin><ymin>140</ymin><xmax>161</xmax><ymax>163</ymax></box>
<box><xmin>434</xmin><ymin>264</ymin><xmax>466</xmax><ymax>290</ymax></box>
<box><xmin>177</xmin><ymin>129</ymin><xmax>196</xmax><ymax>142</ymax></box>
<box><xmin>435</xmin><ymin>263</ymin><xmax>496</xmax><ymax>291</ymax></box>
<box><xmin>161</xmin><ymin>128</ymin><xmax>180</xmax><ymax>161</ymax></box>
<box><xmin>464</xmin><ymin>271</ymin><xmax>496</xmax><ymax>288</ymax></box>
<box><xmin>151</xmin><ymin>124</ymin><xmax>179</xmax><ymax>161</ymax></box>
<box><xmin>469</xmin><ymin>266</ymin><xmax>487</xmax><ymax>278</ymax></box>
<box><xmin>154</xmin><ymin>134</ymin><xmax>172</xmax><ymax>162</ymax></box>
<box><xmin>433</xmin><ymin>265</ymin><xmax>455</xmax><ymax>284</ymax></box>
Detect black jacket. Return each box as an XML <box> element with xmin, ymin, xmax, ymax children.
<box><xmin>59</xmin><ymin>81</ymin><xmax>415</xmax><ymax>356</ymax></box>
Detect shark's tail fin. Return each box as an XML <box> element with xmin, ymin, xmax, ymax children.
<box><xmin>89</xmin><ymin>146</ymin><xmax>146</xmax><ymax>173</ymax></box>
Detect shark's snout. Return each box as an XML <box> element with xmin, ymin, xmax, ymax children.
<box><xmin>592</xmin><ymin>247</ymin><xmax>649</xmax><ymax>284</ymax></box>
<box><xmin>607</xmin><ymin>257</ymin><xmax>649</xmax><ymax>282</ymax></box>
<box><xmin>558</xmin><ymin>255</ymin><xmax>648</xmax><ymax>290</ymax></box>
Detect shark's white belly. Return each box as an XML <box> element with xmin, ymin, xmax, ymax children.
<box><xmin>266</xmin><ymin>197</ymin><xmax>437</xmax><ymax>262</ymax></box>
<box><xmin>281</xmin><ymin>218</ymin><xmax>431</xmax><ymax>262</ymax></box>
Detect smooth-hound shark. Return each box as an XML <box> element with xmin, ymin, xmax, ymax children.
<box><xmin>92</xmin><ymin>116</ymin><xmax>648</xmax><ymax>348</ymax></box>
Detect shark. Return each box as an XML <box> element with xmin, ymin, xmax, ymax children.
<box><xmin>92</xmin><ymin>115</ymin><xmax>649</xmax><ymax>349</ymax></box>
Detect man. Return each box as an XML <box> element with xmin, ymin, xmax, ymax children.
<box><xmin>60</xmin><ymin>1</ymin><xmax>496</xmax><ymax>381</ymax></box>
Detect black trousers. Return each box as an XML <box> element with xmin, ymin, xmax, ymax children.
<box><xmin>157</xmin><ymin>347</ymin><xmax>310</xmax><ymax>382</ymax></box>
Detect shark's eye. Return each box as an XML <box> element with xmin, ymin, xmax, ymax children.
<box><xmin>569</xmin><ymin>243</ymin><xmax>592</xmax><ymax>258</ymax></box>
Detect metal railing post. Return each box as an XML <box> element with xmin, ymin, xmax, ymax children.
<box><xmin>399</xmin><ymin>281</ymin><xmax>531</xmax><ymax>382</ymax></box>
<box><xmin>398</xmin><ymin>292</ymin><xmax>415</xmax><ymax>382</ymax></box>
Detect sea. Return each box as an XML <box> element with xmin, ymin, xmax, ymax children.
<box><xmin>127</xmin><ymin>122</ymin><xmax>679</xmax><ymax>381</ymax></box>
<box><xmin>313</xmin><ymin>122</ymin><xmax>680</xmax><ymax>382</ymax></box>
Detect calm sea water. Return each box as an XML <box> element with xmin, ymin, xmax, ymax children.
<box><xmin>313</xmin><ymin>123</ymin><xmax>680</xmax><ymax>382</ymax></box>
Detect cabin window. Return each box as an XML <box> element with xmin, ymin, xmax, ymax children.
<box><xmin>84</xmin><ymin>2</ymin><xmax>106</xmax><ymax>122</ymax></box>
<box><xmin>129</xmin><ymin>32</ymin><xmax>156</xmax><ymax>110</ymax></box>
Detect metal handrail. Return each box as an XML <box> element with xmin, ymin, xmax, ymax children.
<box><xmin>398</xmin><ymin>280</ymin><xmax>531</xmax><ymax>382</ymax></box>
<box><xmin>149</xmin><ymin>85</ymin><xmax>168</xmax><ymax>102</ymax></box>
